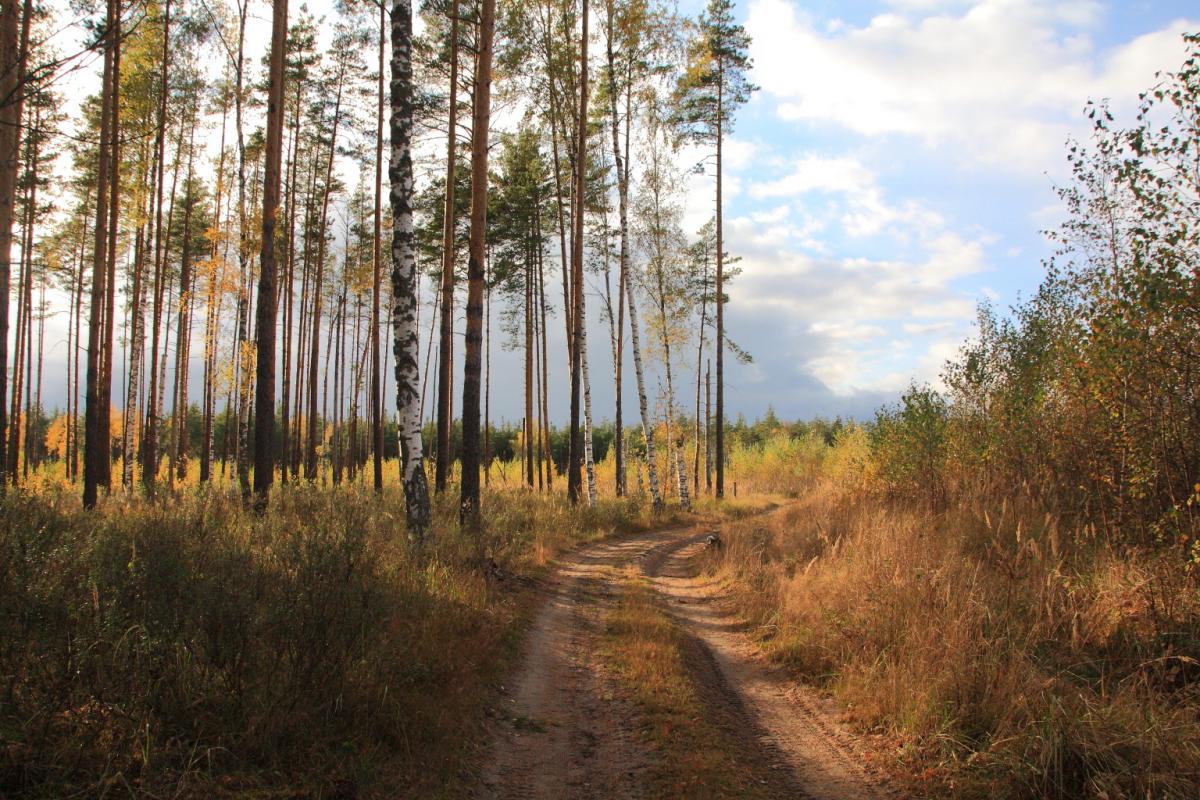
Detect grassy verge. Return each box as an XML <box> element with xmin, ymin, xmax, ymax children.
<box><xmin>599</xmin><ymin>569</ymin><xmax>779</xmax><ymax>799</ymax></box>
<box><xmin>0</xmin><ymin>481</ymin><xmax>767</xmax><ymax>798</ymax></box>
<box><xmin>711</xmin><ymin>484</ymin><xmax>1200</xmax><ymax>799</ymax></box>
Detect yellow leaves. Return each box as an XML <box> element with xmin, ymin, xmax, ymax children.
<box><xmin>44</xmin><ymin>415</ymin><xmax>68</xmax><ymax>459</ymax></box>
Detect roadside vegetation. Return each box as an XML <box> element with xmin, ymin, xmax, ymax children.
<box><xmin>0</xmin><ymin>439</ymin><xmax>786</xmax><ymax>798</ymax></box>
<box><xmin>708</xmin><ymin>42</ymin><xmax>1200</xmax><ymax>800</ymax></box>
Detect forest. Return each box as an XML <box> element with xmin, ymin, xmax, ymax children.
<box><xmin>1</xmin><ymin>0</ymin><xmax>1199</xmax><ymax>797</ymax></box>
<box><xmin>0</xmin><ymin>0</ymin><xmax>752</xmax><ymax>523</ymax></box>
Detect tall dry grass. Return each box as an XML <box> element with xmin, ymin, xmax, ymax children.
<box><xmin>0</xmin><ymin>478</ymin><xmax>705</xmax><ymax>798</ymax></box>
<box><xmin>711</xmin><ymin>431</ymin><xmax>1200</xmax><ymax>798</ymax></box>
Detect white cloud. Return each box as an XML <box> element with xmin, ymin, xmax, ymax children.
<box><xmin>746</xmin><ymin>0</ymin><xmax>1199</xmax><ymax>172</ymax></box>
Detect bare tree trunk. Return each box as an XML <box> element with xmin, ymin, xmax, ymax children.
<box><xmin>567</xmin><ymin>0</ymin><xmax>589</xmax><ymax>505</ymax></box>
<box><xmin>484</xmin><ymin>257</ymin><xmax>491</xmax><ymax>485</ymax></box>
<box><xmin>535</xmin><ymin>213</ymin><xmax>552</xmax><ymax>489</ymax></box>
<box><xmin>69</xmin><ymin>197</ymin><xmax>88</xmax><ymax>481</ymax></box>
<box><xmin>625</xmin><ymin>270</ymin><xmax>661</xmax><ymax>509</ymax></box>
<box><xmin>371</xmin><ymin>0</ymin><xmax>386</xmax><ymax>492</ymax></box>
<box><xmin>306</xmin><ymin>76</ymin><xmax>345</xmax><ymax>481</ymax></box>
<box><xmin>252</xmin><ymin>0</ymin><xmax>287</xmax><ymax>507</ymax></box>
<box><xmin>715</xmin><ymin>84</ymin><xmax>725</xmax><ymax>498</ymax></box>
<box><xmin>17</xmin><ymin>127</ymin><xmax>33</xmax><ymax>480</ymax></box>
<box><xmin>435</xmin><ymin>0</ymin><xmax>460</xmax><ymax>494</ymax></box>
<box><xmin>391</xmin><ymin>0</ymin><xmax>431</xmax><ymax>535</ymax></box>
<box><xmin>705</xmin><ymin>359</ymin><xmax>711</xmax><ymax>492</ymax></box>
<box><xmin>32</xmin><ymin>282</ymin><xmax>42</xmax><ymax>472</ymax></box>
<box><xmin>99</xmin><ymin>9</ymin><xmax>122</xmax><ymax>495</ymax></box>
<box><xmin>457</xmin><ymin>0</ymin><xmax>494</xmax><ymax>523</ymax></box>
<box><xmin>604</xmin><ymin>1</ymin><xmax>626</xmax><ymax>498</ymax></box>
<box><xmin>580</xmin><ymin>287</ymin><xmax>597</xmax><ymax>506</ymax></box>
<box><xmin>693</xmin><ymin>240</ymin><xmax>709</xmax><ymax>498</ymax></box>
<box><xmin>143</xmin><ymin>0</ymin><xmax>172</xmax><ymax>497</ymax></box>
<box><xmin>170</xmin><ymin>137</ymin><xmax>197</xmax><ymax>491</ymax></box>
<box><xmin>234</xmin><ymin>2</ymin><xmax>253</xmax><ymax>497</ymax></box>
<box><xmin>83</xmin><ymin>0</ymin><xmax>116</xmax><ymax>509</ymax></box>
<box><xmin>524</xmin><ymin>240</ymin><xmax>534</xmax><ymax>488</ymax></box>
<box><xmin>8</xmin><ymin>133</ymin><xmax>28</xmax><ymax>481</ymax></box>
<box><xmin>122</xmin><ymin>166</ymin><xmax>149</xmax><ymax>491</ymax></box>
<box><xmin>0</xmin><ymin>0</ymin><xmax>32</xmax><ymax>486</ymax></box>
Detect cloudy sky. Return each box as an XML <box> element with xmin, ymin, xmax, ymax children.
<box><xmin>668</xmin><ymin>0</ymin><xmax>1198</xmax><ymax>421</ymax></box>
<box><xmin>25</xmin><ymin>0</ymin><xmax>1200</xmax><ymax>425</ymax></box>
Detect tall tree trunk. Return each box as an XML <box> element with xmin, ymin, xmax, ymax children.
<box><xmin>32</xmin><ymin>282</ymin><xmax>42</xmax><ymax>472</ymax></box>
<box><xmin>16</xmin><ymin>124</ymin><xmax>33</xmax><ymax>480</ymax></box>
<box><xmin>8</xmin><ymin>134</ymin><xmax>28</xmax><ymax>481</ymax></box>
<box><xmin>715</xmin><ymin>82</ymin><xmax>725</xmax><ymax>498</ymax></box>
<box><xmin>535</xmin><ymin>213</ymin><xmax>552</xmax><ymax>489</ymax></box>
<box><xmin>390</xmin><ymin>0</ymin><xmax>431</xmax><ymax>535</ymax></box>
<box><xmin>234</xmin><ymin>3</ymin><xmax>253</xmax><ymax>497</ymax></box>
<box><xmin>83</xmin><ymin>0</ymin><xmax>116</xmax><ymax>509</ymax></box>
<box><xmin>693</xmin><ymin>241</ymin><xmax>709</xmax><ymax>497</ymax></box>
<box><xmin>604</xmin><ymin>1</ymin><xmax>626</xmax><ymax>497</ymax></box>
<box><xmin>705</xmin><ymin>358</ymin><xmax>711</xmax><ymax>492</ymax></box>
<box><xmin>252</xmin><ymin>0</ymin><xmax>287</xmax><ymax>507</ymax></box>
<box><xmin>484</xmin><ymin>256</ymin><xmax>491</xmax><ymax>485</ymax></box>
<box><xmin>99</xmin><ymin>4</ymin><xmax>121</xmax><ymax>494</ymax></box>
<box><xmin>200</xmin><ymin>88</ymin><xmax>231</xmax><ymax>485</ymax></box>
<box><xmin>143</xmin><ymin>0</ymin><xmax>172</xmax><ymax>497</ymax></box>
<box><xmin>457</xmin><ymin>0</ymin><xmax>494</xmax><ymax>522</ymax></box>
<box><xmin>306</xmin><ymin>77</ymin><xmax>344</xmax><ymax>482</ymax></box>
<box><xmin>567</xmin><ymin>0</ymin><xmax>589</xmax><ymax>505</ymax></box>
<box><xmin>524</xmin><ymin>240</ymin><xmax>534</xmax><ymax>488</ymax></box>
<box><xmin>580</xmin><ymin>286</ymin><xmax>597</xmax><ymax>506</ymax></box>
<box><xmin>0</xmin><ymin>0</ymin><xmax>32</xmax><ymax>486</ymax></box>
<box><xmin>171</xmin><ymin>140</ymin><xmax>197</xmax><ymax>491</ymax></box>
<box><xmin>70</xmin><ymin>198</ymin><xmax>88</xmax><ymax>481</ymax></box>
<box><xmin>371</xmin><ymin>0</ymin><xmax>386</xmax><ymax>492</ymax></box>
<box><xmin>122</xmin><ymin>158</ymin><xmax>149</xmax><ymax>491</ymax></box>
<box><xmin>435</xmin><ymin>0</ymin><xmax>459</xmax><ymax>494</ymax></box>
<box><xmin>539</xmin><ymin>3</ymin><xmax>572</xmax><ymax>365</ymax></box>
<box><xmin>625</xmin><ymin>269</ymin><xmax>661</xmax><ymax>509</ymax></box>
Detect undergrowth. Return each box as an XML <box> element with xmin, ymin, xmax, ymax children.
<box><xmin>0</xmin><ymin>482</ymin><xmax>711</xmax><ymax>798</ymax></box>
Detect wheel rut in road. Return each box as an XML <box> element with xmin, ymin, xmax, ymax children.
<box><xmin>475</xmin><ymin>520</ymin><xmax>896</xmax><ymax>800</ymax></box>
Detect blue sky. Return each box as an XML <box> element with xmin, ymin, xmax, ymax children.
<box><xmin>671</xmin><ymin>0</ymin><xmax>1199</xmax><ymax>420</ymax></box>
<box><xmin>29</xmin><ymin>0</ymin><xmax>1200</xmax><ymax>426</ymax></box>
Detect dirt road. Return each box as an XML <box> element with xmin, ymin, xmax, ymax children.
<box><xmin>475</xmin><ymin>521</ymin><xmax>895</xmax><ymax>800</ymax></box>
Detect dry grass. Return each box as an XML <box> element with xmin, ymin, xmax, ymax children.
<box><xmin>712</xmin><ymin>482</ymin><xmax>1200</xmax><ymax>798</ymax></box>
<box><xmin>600</xmin><ymin>570</ymin><xmax>778</xmax><ymax>799</ymax></box>
<box><xmin>0</xmin><ymin>466</ymin><xmax>769</xmax><ymax>798</ymax></box>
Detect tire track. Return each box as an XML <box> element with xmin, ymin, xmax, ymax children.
<box><xmin>476</xmin><ymin>516</ymin><xmax>897</xmax><ymax>800</ymax></box>
<box><xmin>642</xmin><ymin>531</ymin><xmax>898</xmax><ymax>800</ymax></box>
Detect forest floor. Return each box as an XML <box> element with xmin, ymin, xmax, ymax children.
<box><xmin>474</xmin><ymin>509</ymin><xmax>899</xmax><ymax>799</ymax></box>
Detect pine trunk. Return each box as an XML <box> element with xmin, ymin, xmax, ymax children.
<box><xmin>370</xmin><ymin>0</ymin><xmax>386</xmax><ymax>492</ymax></box>
<box><xmin>567</xmin><ymin>0</ymin><xmax>589</xmax><ymax>505</ymax></box>
<box><xmin>435</xmin><ymin>0</ymin><xmax>460</xmax><ymax>493</ymax></box>
<box><xmin>457</xmin><ymin>0</ymin><xmax>494</xmax><ymax>523</ymax></box>
<box><xmin>252</xmin><ymin>0</ymin><xmax>288</xmax><ymax>506</ymax></box>
<box><xmin>83</xmin><ymin>0</ymin><xmax>115</xmax><ymax>509</ymax></box>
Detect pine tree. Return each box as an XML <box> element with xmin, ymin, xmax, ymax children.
<box><xmin>458</xmin><ymin>0</ymin><xmax>496</xmax><ymax>523</ymax></box>
<box><xmin>673</xmin><ymin>0</ymin><xmax>755</xmax><ymax>499</ymax></box>
<box><xmin>252</xmin><ymin>0</ymin><xmax>288</xmax><ymax>508</ymax></box>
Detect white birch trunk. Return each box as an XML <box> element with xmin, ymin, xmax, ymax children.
<box><xmin>624</xmin><ymin>273</ymin><xmax>662</xmax><ymax>509</ymax></box>
<box><xmin>580</xmin><ymin>285</ymin><xmax>597</xmax><ymax>507</ymax></box>
<box><xmin>391</xmin><ymin>0</ymin><xmax>430</xmax><ymax>537</ymax></box>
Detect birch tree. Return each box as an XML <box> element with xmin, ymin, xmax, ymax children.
<box><xmin>391</xmin><ymin>0</ymin><xmax>432</xmax><ymax>535</ymax></box>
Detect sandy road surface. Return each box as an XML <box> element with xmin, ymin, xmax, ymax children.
<box><xmin>475</xmin><ymin>521</ymin><xmax>895</xmax><ymax>800</ymax></box>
